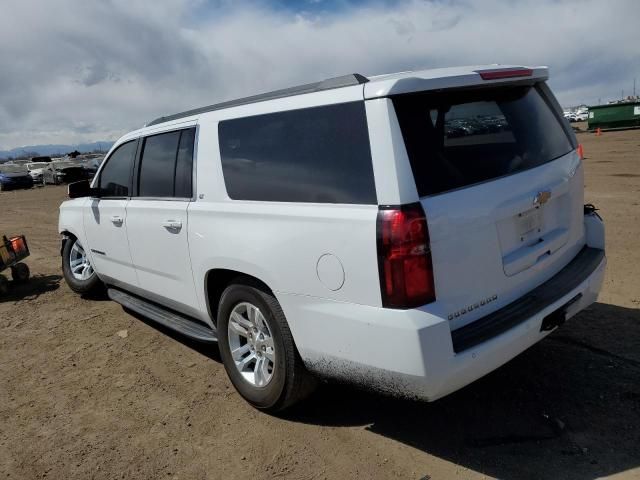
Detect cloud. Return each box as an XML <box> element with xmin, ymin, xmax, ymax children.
<box><xmin>0</xmin><ymin>0</ymin><xmax>638</xmax><ymax>149</ymax></box>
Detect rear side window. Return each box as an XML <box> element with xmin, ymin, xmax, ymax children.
<box><xmin>138</xmin><ymin>128</ymin><xmax>195</xmax><ymax>198</ymax></box>
<box><xmin>393</xmin><ymin>84</ymin><xmax>574</xmax><ymax>197</ymax></box>
<box><xmin>99</xmin><ymin>140</ymin><xmax>137</xmax><ymax>197</ymax></box>
<box><xmin>218</xmin><ymin>102</ymin><xmax>376</xmax><ymax>204</ymax></box>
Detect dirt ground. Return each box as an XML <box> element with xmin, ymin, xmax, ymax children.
<box><xmin>1</xmin><ymin>129</ymin><xmax>639</xmax><ymax>480</ymax></box>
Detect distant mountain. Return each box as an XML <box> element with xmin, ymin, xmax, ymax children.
<box><xmin>0</xmin><ymin>141</ymin><xmax>114</xmax><ymax>160</ymax></box>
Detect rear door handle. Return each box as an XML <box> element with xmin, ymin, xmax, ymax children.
<box><xmin>110</xmin><ymin>216</ymin><xmax>123</xmax><ymax>226</ymax></box>
<box><xmin>162</xmin><ymin>220</ymin><xmax>182</xmax><ymax>230</ymax></box>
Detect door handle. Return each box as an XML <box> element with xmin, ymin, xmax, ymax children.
<box><xmin>162</xmin><ymin>220</ymin><xmax>182</xmax><ymax>230</ymax></box>
<box><xmin>110</xmin><ymin>216</ymin><xmax>123</xmax><ymax>226</ymax></box>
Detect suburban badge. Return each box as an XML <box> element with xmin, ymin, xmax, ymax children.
<box><xmin>448</xmin><ymin>295</ymin><xmax>498</xmax><ymax>321</ymax></box>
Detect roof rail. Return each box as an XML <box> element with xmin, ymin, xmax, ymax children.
<box><xmin>146</xmin><ymin>73</ymin><xmax>369</xmax><ymax>127</ymax></box>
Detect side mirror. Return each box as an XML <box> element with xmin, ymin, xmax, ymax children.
<box><xmin>68</xmin><ymin>180</ymin><xmax>98</xmax><ymax>198</ymax></box>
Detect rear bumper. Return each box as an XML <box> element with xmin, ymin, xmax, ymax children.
<box><xmin>451</xmin><ymin>246</ymin><xmax>604</xmax><ymax>353</ymax></box>
<box><xmin>423</xmin><ymin>249</ymin><xmax>605</xmax><ymax>400</ymax></box>
<box><xmin>279</xmin><ymin>247</ymin><xmax>606</xmax><ymax>402</ymax></box>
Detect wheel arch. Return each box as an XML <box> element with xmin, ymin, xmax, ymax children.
<box><xmin>59</xmin><ymin>229</ymin><xmax>78</xmax><ymax>256</ymax></box>
<box><xmin>205</xmin><ymin>268</ymin><xmax>275</xmax><ymax>327</ymax></box>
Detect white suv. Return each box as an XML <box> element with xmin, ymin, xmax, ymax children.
<box><xmin>59</xmin><ymin>65</ymin><xmax>606</xmax><ymax>411</ymax></box>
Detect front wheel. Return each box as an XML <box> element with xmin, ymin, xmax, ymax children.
<box><xmin>217</xmin><ymin>282</ymin><xmax>316</xmax><ymax>412</ymax></box>
<box><xmin>62</xmin><ymin>237</ymin><xmax>102</xmax><ymax>294</ymax></box>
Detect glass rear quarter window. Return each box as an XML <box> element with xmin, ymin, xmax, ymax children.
<box><xmin>393</xmin><ymin>84</ymin><xmax>573</xmax><ymax>196</ymax></box>
<box><xmin>218</xmin><ymin>102</ymin><xmax>377</xmax><ymax>204</ymax></box>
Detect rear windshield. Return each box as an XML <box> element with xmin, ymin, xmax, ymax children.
<box><xmin>393</xmin><ymin>84</ymin><xmax>574</xmax><ymax>197</ymax></box>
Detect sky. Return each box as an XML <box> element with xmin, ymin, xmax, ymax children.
<box><xmin>0</xmin><ymin>0</ymin><xmax>638</xmax><ymax>150</ymax></box>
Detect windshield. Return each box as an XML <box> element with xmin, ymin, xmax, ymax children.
<box><xmin>393</xmin><ymin>84</ymin><xmax>574</xmax><ymax>196</ymax></box>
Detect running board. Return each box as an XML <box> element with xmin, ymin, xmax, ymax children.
<box><xmin>107</xmin><ymin>288</ymin><xmax>218</xmax><ymax>343</ymax></box>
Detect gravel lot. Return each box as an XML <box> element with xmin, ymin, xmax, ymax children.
<box><xmin>1</xmin><ymin>128</ymin><xmax>639</xmax><ymax>479</ymax></box>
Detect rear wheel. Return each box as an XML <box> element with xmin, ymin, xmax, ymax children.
<box><xmin>217</xmin><ymin>282</ymin><xmax>316</xmax><ymax>412</ymax></box>
<box><xmin>62</xmin><ymin>237</ymin><xmax>101</xmax><ymax>294</ymax></box>
<box><xmin>10</xmin><ymin>263</ymin><xmax>30</xmax><ymax>283</ymax></box>
<box><xmin>0</xmin><ymin>275</ymin><xmax>8</xmax><ymax>295</ymax></box>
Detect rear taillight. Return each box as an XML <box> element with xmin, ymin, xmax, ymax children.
<box><xmin>376</xmin><ymin>203</ymin><xmax>435</xmax><ymax>308</ymax></box>
<box><xmin>577</xmin><ymin>144</ymin><xmax>584</xmax><ymax>161</ymax></box>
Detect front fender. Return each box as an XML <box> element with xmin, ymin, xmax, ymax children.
<box><xmin>58</xmin><ymin>198</ymin><xmax>91</xmax><ymax>260</ymax></box>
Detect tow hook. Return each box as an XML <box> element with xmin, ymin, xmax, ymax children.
<box><xmin>540</xmin><ymin>293</ymin><xmax>582</xmax><ymax>332</ymax></box>
<box><xmin>540</xmin><ymin>309</ymin><xmax>566</xmax><ymax>332</ymax></box>
<box><xmin>584</xmin><ymin>203</ymin><xmax>601</xmax><ymax>219</ymax></box>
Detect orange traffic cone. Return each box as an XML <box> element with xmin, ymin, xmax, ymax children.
<box><xmin>595</xmin><ymin>127</ymin><xmax>602</xmax><ymax>136</ymax></box>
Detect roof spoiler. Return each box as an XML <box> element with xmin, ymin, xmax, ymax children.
<box><xmin>365</xmin><ymin>65</ymin><xmax>548</xmax><ymax>99</ymax></box>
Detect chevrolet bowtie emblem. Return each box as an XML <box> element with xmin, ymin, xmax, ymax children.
<box><xmin>533</xmin><ymin>190</ymin><xmax>551</xmax><ymax>206</ymax></box>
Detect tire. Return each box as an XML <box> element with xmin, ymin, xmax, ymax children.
<box><xmin>62</xmin><ymin>236</ymin><xmax>102</xmax><ymax>294</ymax></box>
<box><xmin>10</xmin><ymin>263</ymin><xmax>30</xmax><ymax>283</ymax></box>
<box><xmin>217</xmin><ymin>281</ymin><xmax>316</xmax><ymax>412</ymax></box>
<box><xmin>0</xmin><ymin>274</ymin><xmax>8</xmax><ymax>295</ymax></box>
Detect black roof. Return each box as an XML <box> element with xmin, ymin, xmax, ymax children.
<box><xmin>146</xmin><ymin>73</ymin><xmax>369</xmax><ymax>127</ymax></box>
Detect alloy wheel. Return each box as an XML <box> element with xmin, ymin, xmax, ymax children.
<box><xmin>227</xmin><ymin>302</ymin><xmax>276</xmax><ymax>387</ymax></box>
<box><xmin>69</xmin><ymin>240</ymin><xmax>94</xmax><ymax>281</ymax></box>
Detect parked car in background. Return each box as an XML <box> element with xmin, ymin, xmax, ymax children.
<box><xmin>574</xmin><ymin>111</ymin><xmax>588</xmax><ymax>122</ymax></box>
<box><xmin>563</xmin><ymin>110</ymin><xmax>588</xmax><ymax>123</ymax></box>
<box><xmin>59</xmin><ymin>65</ymin><xmax>606</xmax><ymax>412</ymax></box>
<box><xmin>79</xmin><ymin>157</ymin><xmax>103</xmax><ymax>178</ymax></box>
<box><xmin>43</xmin><ymin>160</ymin><xmax>92</xmax><ymax>185</ymax></box>
<box><xmin>26</xmin><ymin>162</ymin><xmax>50</xmax><ymax>184</ymax></box>
<box><xmin>0</xmin><ymin>164</ymin><xmax>34</xmax><ymax>191</ymax></box>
